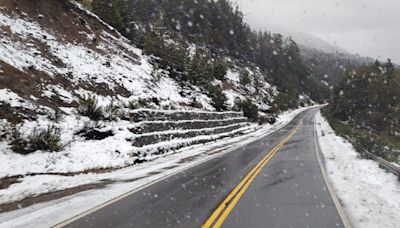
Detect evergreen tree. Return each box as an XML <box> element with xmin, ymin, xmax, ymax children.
<box><xmin>213</xmin><ymin>59</ymin><xmax>228</xmax><ymax>80</ymax></box>
<box><xmin>239</xmin><ymin>69</ymin><xmax>251</xmax><ymax>85</ymax></box>
<box><xmin>385</xmin><ymin>59</ymin><xmax>395</xmax><ymax>78</ymax></box>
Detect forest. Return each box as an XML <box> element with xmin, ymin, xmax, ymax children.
<box><xmin>324</xmin><ymin>60</ymin><xmax>400</xmax><ymax>161</ymax></box>
<box><xmin>89</xmin><ymin>0</ymin><xmax>330</xmax><ymax>110</ymax></box>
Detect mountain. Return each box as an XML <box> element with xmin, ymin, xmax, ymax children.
<box><xmin>292</xmin><ymin>33</ymin><xmax>374</xmax><ymax>87</ymax></box>
<box><xmin>284</xmin><ymin>30</ymin><xmax>348</xmax><ymax>54</ymax></box>
<box><xmin>301</xmin><ymin>47</ymin><xmax>374</xmax><ymax>87</ymax></box>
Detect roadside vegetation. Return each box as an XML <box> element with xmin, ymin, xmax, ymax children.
<box><xmin>11</xmin><ymin>126</ymin><xmax>63</xmax><ymax>154</ymax></box>
<box><xmin>322</xmin><ymin>60</ymin><xmax>400</xmax><ymax>163</ymax></box>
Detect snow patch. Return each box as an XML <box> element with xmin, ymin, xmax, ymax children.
<box><xmin>0</xmin><ymin>89</ymin><xmax>35</xmax><ymax>109</ymax></box>
<box><xmin>316</xmin><ymin>111</ymin><xmax>400</xmax><ymax>228</ymax></box>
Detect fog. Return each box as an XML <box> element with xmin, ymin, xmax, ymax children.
<box><xmin>240</xmin><ymin>0</ymin><xmax>400</xmax><ymax>63</ymax></box>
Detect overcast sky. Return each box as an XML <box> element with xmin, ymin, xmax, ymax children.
<box><xmin>240</xmin><ymin>0</ymin><xmax>400</xmax><ymax>64</ymax></box>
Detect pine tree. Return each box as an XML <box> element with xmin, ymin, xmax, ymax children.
<box><xmin>213</xmin><ymin>59</ymin><xmax>228</xmax><ymax>80</ymax></box>
<box><xmin>385</xmin><ymin>59</ymin><xmax>395</xmax><ymax>78</ymax></box>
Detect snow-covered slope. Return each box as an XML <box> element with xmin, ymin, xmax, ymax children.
<box><xmin>0</xmin><ymin>0</ymin><xmax>279</xmax><ymax>118</ymax></box>
<box><xmin>0</xmin><ymin>0</ymin><xmax>210</xmax><ymax>113</ymax></box>
<box><xmin>0</xmin><ymin>0</ymin><xmax>279</xmax><ymax>202</ymax></box>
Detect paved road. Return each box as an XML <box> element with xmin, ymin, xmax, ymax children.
<box><xmin>60</xmin><ymin>108</ymin><xmax>345</xmax><ymax>228</ymax></box>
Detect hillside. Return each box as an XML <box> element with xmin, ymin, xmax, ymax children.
<box><xmin>301</xmin><ymin>47</ymin><xmax>374</xmax><ymax>87</ymax></box>
<box><xmin>0</xmin><ymin>0</ymin><xmax>329</xmax><ymax>157</ymax></box>
<box><xmin>0</xmin><ymin>0</ymin><xmax>324</xmax><ymax>197</ymax></box>
<box><xmin>258</xmin><ymin>27</ymin><xmax>374</xmax><ymax>89</ymax></box>
<box><xmin>0</xmin><ymin>0</ymin><xmax>282</xmax><ymax>163</ymax></box>
<box><xmin>90</xmin><ymin>0</ymin><xmax>329</xmax><ymax>107</ymax></box>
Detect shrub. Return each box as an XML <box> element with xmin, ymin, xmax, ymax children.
<box><xmin>239</xmin><ymin>69</ymin><xmax>251</xmax><ymax>86</ymax></box>
<box><xmin>126</xmin><ymin>100</ymin><xmax>139</xmax><ymax>109</ymax></box>
<box><xmin>231</xmin><ymin>98</ymin><xmax>243</xmax><ymax>111</ymax></box>
<box><xmin>76</xmin><ymin>95</ymin><xmax>103</xmax><ymax>120</ymax></box>
<box><xmin>206</xmin><ymin>83</ymin><xmax>227</xmax><ymax>111</ymax></box>
<box><xmin>104</xmin><ymin>102</ymin><xmax>121</xmax><ymax>121</ymax></box>
<box><xmin>47</xmin><ymin>109</ymin><xmax>64</xmax><ymax>123</ymax></box>
<box><xmin>257</xmin><ymin>114</ymin><xmax>276</xmax><ymax>125</ymax></box>
<box><xmin>273</xmin><ymin>92</ymin><xmax>297</xmax><ymax>111</ymax></box>
<box><xmin>76</xmin><ymin>123</ymin><xmax>114</xmax><ymax>140</ymax></box>
<box><xmin>189</xmin><ymin>99</ymin><xmax>203</xmax><ymax>109</ymax></box>
<box><xmin>240</xmin><ymin>99</ymin><xmax>259</xmax><ymax>121</ymax></box>
<box><xmin>118</xmin><ymin>109</ymin><xmax>129</xmax><ymax>120</ymax></box>
<box><xmin>11</xmin><ymin>126</ymin><xmax>63</xmax><ymax>154</ymax></box>
<box><xmin>213</xmin><ymin>59</ymin><xmax>228</xmax><ymax>80</ymax></box>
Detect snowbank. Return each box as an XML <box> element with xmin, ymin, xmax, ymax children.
<box><xmin>316</xmin><ymin>111</ymin><xmax>400</xmax><ymax>228</ymax></box>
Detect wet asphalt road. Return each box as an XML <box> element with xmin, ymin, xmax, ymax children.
<box><xmin>63</xmin><ymin>108</ymin><xmax>344</xmax><ymax>228</ymax></box>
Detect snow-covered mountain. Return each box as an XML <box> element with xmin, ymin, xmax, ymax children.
<box><xmin>274</xmin><ymin>29</ymin><xmax>373</xmax><ymax>86</ymax></box>
<box><xmin>286</xmin><ymin>31</ymin><xmax>348</xmax><ymax>54</ymax></box>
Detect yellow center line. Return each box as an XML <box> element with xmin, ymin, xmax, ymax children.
<box><xmin>202</xmin><ymin>120</ymin><xmax>303</xmax><ymax>228</ymax></box>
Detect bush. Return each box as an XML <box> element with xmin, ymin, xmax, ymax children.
<box><xmin>231</xmin><ymin>98</ymin><xmax>243</xmax><ymax>111</ymax></box>
<box><xmin>104</xmin><ymin>102</ymin><xmax>121</xmax><ymax>121</ymax></box>
<box><xmin>213</xmin><ymin>59</ymin><xmax>228</xmax><ymax>80</ymax></box>
<box><xmin>126</xmin><ymin>100</ymin><xmax>139</xmax><ymax>109</ymax></box>
<box><xmin>257</xmin><ymin>114</ymin><xmax>276</xmax><ymax>125</ymax></box>
<box><xmin>76</xmin><ymin>123</ymin><xmax>114</xmax><ymax>140</ymax></box>
<box><xmin>240</xmin><ymin>99</ymin><xmax>259</xmax><ymax>121</ymax></box>
<box><xmin>206</xmin><ymin>84</ymin><xmax>227</xmax><ymax>111</ymax></box>
<box><xmin>76</xmin><ymin>95</ymin><xmax>103</xmax><ymax>120</ymax></box>
<box><xmin>239</xmin><ymin>69</ymin><xmax>251</xmax><ymax>86</ymax></box>
<box><xmin>273</xmin><ymin>92</ymin><xmax>298</xmax><ymax>111</ymax></box>
<box><xmin>47</xmin><ymin>109</ymin><xmax>64</xmax><ymax>123</ymax></box>
<box><xmin>11</xmin><ymin>126</ymin><xmax>63</xmax><ymax>154</ymax></box>
<box><xmin>189</xmin><ymin>99</ymin><xmax>203</xmax><ymax>109</ymax></box>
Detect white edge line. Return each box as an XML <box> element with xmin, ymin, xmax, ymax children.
<box><xmin>52</xmin><ymin>109</ymin><xmax>308</xmax><ymax>227</ymax></box>
<box><xmin>313</xmin><ymin>112</ymin><xmax>352</xmax><ymax>228</ymax></box>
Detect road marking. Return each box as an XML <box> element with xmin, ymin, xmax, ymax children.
<box><xmin>313</xmin><ymin>115</ymin><xmax>352</xmax><ymax>228</ymax></box>
<box><xmin>51</xmin><ymin>112</ymin><xmax>310</xmax><ymax>228</ymax></box>
<box><xmin>203</xmin><ymin>121</ymin><xmax>303</xmax><ymax>228</ymax></box>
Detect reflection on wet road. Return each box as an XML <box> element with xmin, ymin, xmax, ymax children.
<box><xmin>61</xmin><ymin>108</ymin><xmax>345</xmax><ymax>228</ymax></box>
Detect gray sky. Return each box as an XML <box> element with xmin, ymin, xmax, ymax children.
<box><xmin>240</xmin><ymin>0</ymin><xmax>400</xmax><ymax>64</ymax></box>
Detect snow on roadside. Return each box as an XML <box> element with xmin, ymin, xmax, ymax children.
<box><xmin>0</xmin><ymin>107</ymin><xmax>311</xmax><ymax>228</ymax></box>
<box><xmin>316</xmin><ymin>111</ymin><xmax>400</xmax><ymax>228</ymax></box>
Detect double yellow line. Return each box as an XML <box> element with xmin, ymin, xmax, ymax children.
<box><xmin>202</xmin><ymin>121</ymin><xmax>303</xmax><ymax>227</ymax></box>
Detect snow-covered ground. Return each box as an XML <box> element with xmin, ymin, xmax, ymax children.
<box><xmin>0</xmin><ymin>107</ymin><xmax>310</xmax><ymax>228</ymax></box>
<box><xmin>316</xmin><ymin>111</ymin><xmax>400</xmax><ymax>228</ymax></box>
<box><xmin>0</xmin><ymin>5</ymin><xmax>279</xmax><ymax>115</ymax></box>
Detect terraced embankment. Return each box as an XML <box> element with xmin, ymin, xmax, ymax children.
<box><xmin>127</xmin><ymin>109</ymin><xmax>257</xmax><ymax>158</ymax></box>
